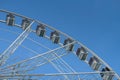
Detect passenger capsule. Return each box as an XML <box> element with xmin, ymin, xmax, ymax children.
<box><xmin>50</xmin><ymin>31</ymin><xmax>60</xmax><ymax>44</ymax></box>
<box><xmin>6</xmin><ymin>13</ymin><xmax>15</xmax><ymax>26</ymax></box>
<box><xmin>36</xmin><ymin>24</ymin><xmax>46</xmax><ymax>37</ymax></box>
<box><xmin>100</xmin><ymin>67</ymin><xmax>114</xmax><ymax>80</ymax></box>
<box><xmin>63</xmin><ymin>38</ymin><xmax>74</xmax><ymax>51</ymax></box>
<box><xmin>89</xmin><ymin>56</ymin><xmax>101</xmax><ymax>70</ymax></box>
<box><xmin>21</xmin><ymin>19</ymin><xmax>30</xmax><ymax>30</ymax></box>
<box><xmin>76</xmin><ymin>47</ymin><xmax>88</xmax><ymax>61</ymax></box>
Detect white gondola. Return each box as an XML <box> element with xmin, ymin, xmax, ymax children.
<box><xmin>21</xmin><ymin>18</ymin><xmax>30</xmax><ymax>30</ymax></box>
<box><xmin>50</xmin><ymin>31</ymin><xmax>60</xmax><ymax>44</ymax></box>
<box><xmin>63</xmin><ymin>38</ymin><xmax>74</xmax><ymax>51</ymax></box>
<box><xmin>76</xmin><ymin>47</ymin><xmax>88</xmax><ymax>61</ymax></box>
<box><xmin>100</xmin><ymin>67</ymin><xmax>114</xmax><ymax>80</ymax></box>
<box><xmin>89</xmin><ymin>56</ymin><xmax>101</xmax><ymax>70</ymax></box>
<box><xmin>36</xmin><ymin>24</ymin><xmax>46</xmax><ymax>37</ymax></box>
<box><xmin>6</xmin><ymin>13</ymin><xmax>15</xmax><ymax>26</ymax></box>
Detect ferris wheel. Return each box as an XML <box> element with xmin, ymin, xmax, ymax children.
<box><xmin>0</xmin><ymin>9</ymin><xmax>119</xmax><ymax>80</ymax></box>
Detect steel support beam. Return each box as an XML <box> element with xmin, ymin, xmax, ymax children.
<box><xmin>0</xmin><ymin>21</ymin><xmax>34</xmax><ymax>66</ymax></box>
<box><xmin>0</xmin><ymin>71</ymin><xmax>114</xmax><ymax>80</ymax></box>
<box><xmin>0</xmin><ymin>42</ymin><xmax>75</xmax><ymax>74</ymax></box>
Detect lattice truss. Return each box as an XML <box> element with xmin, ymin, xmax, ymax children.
<box><xmin>0</xmin><ymin>10</ymin><xmax>119</xmax><ymax>80</ymax></box>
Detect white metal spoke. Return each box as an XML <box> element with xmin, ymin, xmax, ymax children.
<box><xmin>0</xmin><ymin>45</ymin><xmax>67</xmax><ymax>73</ymax></box>
<box><xmin>0</xmin><ymin>21</ymin><xmax>34</xmax><ymax>66</ymax></box>
<box><xmin>0</xmin><ymin>71</ymin><xmax>114</xmax><ymax>80</ymax></box>
<box><xmin>0</xmin><ymin>26</ymin><xmax>76</xmax><ymax>79</ymax></box>
<box><xmin>27</xmin><ymin>37</ymin><xmax>77</xmax><ymax>73</ymax></box>
<box><xmin>0</xmin><ymin>43</ymin><xmax>77</xmax><ymax>80</ymax></box>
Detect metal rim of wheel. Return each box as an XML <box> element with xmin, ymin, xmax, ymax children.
<box><xmin>0</xmin><ymin>9</ymin><xmax>119</xmax><ymax>80</ymax></box>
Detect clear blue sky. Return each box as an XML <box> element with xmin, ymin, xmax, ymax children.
<box><xmin>0</xmin><ymin>0</ymin><xmax>120</xmax><ymax>75</ymax></box>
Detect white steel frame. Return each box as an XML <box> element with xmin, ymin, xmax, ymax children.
<box><xmin>0</xmin><ymin>9</ymin><xmax>119</xmax><ymax>80</ymax></box>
